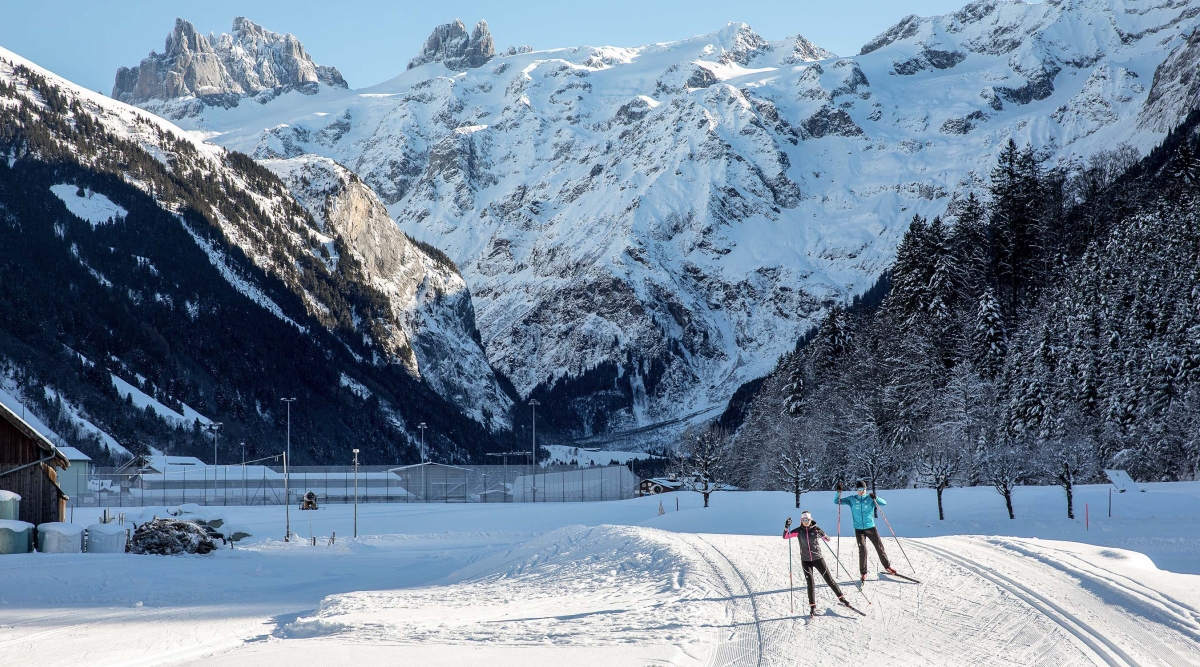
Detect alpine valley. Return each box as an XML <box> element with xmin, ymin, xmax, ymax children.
<box><xmin>2</xmin><ymin>0</ymin><xmax>1200</xmax><ymax>464</ymax></box>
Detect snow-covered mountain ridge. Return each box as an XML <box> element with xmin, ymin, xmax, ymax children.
<box><xmin>0</xmin><ymin>44</ymin><xmax>509</xmax><ymax>461</ymax></box>
<box><xmin>120</xmin><ymin>0</ymin><xmax>1200</xmax><ymax>443</ymax></box>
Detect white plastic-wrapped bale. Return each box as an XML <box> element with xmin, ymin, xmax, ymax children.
<box><xmin>37</xmin><ymin>522</ymin><xmax>84</xmax><ymax>553</ymax></box>
<box><xmin>0</xmin><ymin>519</ymin><xmax>34</xmax><ymax>554</ymax></box>
<box><xmin>0</xmin><ymin>490</ymin><xmax>19</xmax><ymax>520</ymax></box>
<box><xmin>86</xmin><ymin>522</ymin><xmax>127</xmax><ymax>553</ymax></box>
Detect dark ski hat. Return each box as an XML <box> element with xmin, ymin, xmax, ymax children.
<box><xmin>855</xmin><ymin>480</ymin><xmax>867</xmax><ymax>489</ymax></box>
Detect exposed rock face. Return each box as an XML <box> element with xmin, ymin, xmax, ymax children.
<box><xmin>783</xmin><ymin>35</ymin><xmax>834</xmax><ymax>64</ymax></box>
<box><xmin>407</xmin><ymin>19</ymin><xmax>496</xmax><ymax>70</ymax></box>
<box><xmin>112</xmin><ymin>17</ymin><xmax>345</xmax><ymax>106</ymax></box>
<box><xmin>1140</xmin><ymin>28</ymin><xmax>1200</xmax><ymax>131</ymax></box>
<box><xmin>263</xmin><ymin>156</ymin><xmax>513</xmax><ymax>430</ymax></box>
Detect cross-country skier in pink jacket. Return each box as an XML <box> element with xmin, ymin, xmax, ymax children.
<box><xmin>784</xmin><ymin>511</ymin><xmax>851</xmax><ymax>616</ymax></box>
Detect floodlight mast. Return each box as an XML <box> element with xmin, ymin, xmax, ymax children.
<box><xmin>281</xmin><ymin>398</ymin><xmax>296</xmax><ymax>541</ymax></box>
<box><xmin>352</xmin><ymin>448</ymin><xmax>360</xmax><ymax>538</ymax></box>
<box><xmin>529</xmin><ymin>399</ymin><xmax>540</xmax><ymax>502</ymax></box>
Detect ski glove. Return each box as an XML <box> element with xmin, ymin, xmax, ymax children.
<box><xmin>869</xmin><ymin>493</ymin><xmax>876</xmax><ymax>499</ymax></box>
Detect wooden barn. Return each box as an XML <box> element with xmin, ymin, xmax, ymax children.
<box><xmin>0</xmin><ymin>401</ymin><xmax>69</xmax><ymax>525</ymax></box>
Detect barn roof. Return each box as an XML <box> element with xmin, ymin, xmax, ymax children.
<box><xmin>0</xmin><ymin>400</ymin><xmax>69</xmax><ymax>469</ymax></box>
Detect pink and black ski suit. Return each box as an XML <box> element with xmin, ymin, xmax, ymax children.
<box><xmin>783</xmin><ymin>521</ymin><xmax>845</xmax><ymax>606</ymax></box>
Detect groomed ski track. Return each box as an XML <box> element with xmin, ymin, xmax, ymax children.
<box><xmin>4</xmin><ymin>488</ymin><xmax>1200</xmax><ymax>667</ymax></box>
<box><xmin>677</xmin><ymin>533</ymin><xmax>1200</xmax><ymax>667</ymax></box>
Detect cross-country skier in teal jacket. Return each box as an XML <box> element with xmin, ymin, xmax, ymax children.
<box><xmin>835</xmin><ymin>480</ymin><xmax>897</xmax><ymax>581</ymax></box>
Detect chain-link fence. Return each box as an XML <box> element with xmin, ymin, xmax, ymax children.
<box><xmin>65</xmin><ymin>462</ymin><xmax>641</xmax><ymax>508</ymax></box>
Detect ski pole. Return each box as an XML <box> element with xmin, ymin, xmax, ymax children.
<box><xmin>872</xmin><ymin>497</ymin><xmax>917</xmax><ymax>574</ymax></box>
<box><xmin>822</xmin><ymin>538</ymin><xmax>871</xmax><ymax>605</ymax></box>
<box><xmin>788</xmin><ymin>536</ymin><xmax>795</xmax><ymax>613</ymax></box>
<box><xmin>835</xmin><ymin>484</ymin><xmax>843</xmax><ymax>567</ymax></box>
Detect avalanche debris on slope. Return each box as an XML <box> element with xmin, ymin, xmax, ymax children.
<box><xmin>125</xmin><ymin>2</ymin><xmax>1200</xmax><ymax>442</ymax></box>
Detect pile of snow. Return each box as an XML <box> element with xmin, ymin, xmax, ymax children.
<box><xmin>37</xmin><ymin>522</ymin><xmax>84</xmax><ymax>553</ymax></box>
<box><xmin>49</xmin><ymin>184</ymin><xmax>127</xmax><ymax>226</ymax></box>
<box><xmin>128</xmin><ymin>517</ymin><xmax>217</xmax><ymax>555</ymax></box>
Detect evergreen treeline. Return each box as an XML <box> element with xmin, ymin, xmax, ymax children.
<box><xmin>728</xmin><ymin>112</ymin><xmax>1200</xmax><ymax>513</ymax></box>
<box><xmin>0</xmin><ymin>61</ymin><xmax>504</xmax><ymax>465</ymax></box>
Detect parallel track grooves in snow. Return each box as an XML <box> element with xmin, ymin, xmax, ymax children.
<box><xmin>684</xmin><ymin>535</ymin><xmax>765</xmax><ymax>667</ymax></box>
<box><xmin>989</xmin><ymin>540</ymin><xmax>1200</xmax><ymax>641</ymax></box>
<box><xmin>914</xmin><ymin>541</ymin><xmax>1140</xmax><ymax>667</ymax></box>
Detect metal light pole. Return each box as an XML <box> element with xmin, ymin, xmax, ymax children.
<box><xmin>206</xmin><ymin>422</ymin><xmax>222</xmax><ymax>505</ymax></box>
<box><xmin>418</xmin><ymin>422</ymin><xmax>427</xmax><ymax>463</ymax></box>
<box><xmin>529</xmin><ymin>399</ymin><xmax>540</xmax><ymax>503</ymax></box>
<box><xmin>281</xmin><ymin>398</ymin><xmax>296</xmax><ymax>541</ymax></box>
<box><xmin>352</xmin><ymin>448</ymin><xmax>360</xmax><ymax>538</ymax></box>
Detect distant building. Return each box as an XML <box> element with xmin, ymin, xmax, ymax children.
<box><xmin>0</xmin><ymin>401</ymin><xmax>70</xmax><ymax>525</ymax></box>
<box><xmin>55</xmin><ymin>446</ymin><xmax>92</xmax><ymax>503</ymax></box>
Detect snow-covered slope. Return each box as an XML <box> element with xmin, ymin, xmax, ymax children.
<box><xmin>0</xmin><ymin>44</ymin><xmax>507</xmax><ymax>458</ymax></box>
<box><xmin>124</xmin><ymin>1</ymin><xmax>1200</xmax><ymax>441</ymax></box>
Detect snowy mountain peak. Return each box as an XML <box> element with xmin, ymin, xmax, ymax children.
<box><xmin>112</xmin><ymin>16</ymin><xmax>346</xmax><ymax>107</ymax></box>
<box><xmin>408</xmin><ymin>19</ymin><xmax>496</xmax><ymax>71</ymax></box>
<box><xmin>712</xmin><ymin>22</ymin><xmax>769</xmax><ymax>66</ymax></box>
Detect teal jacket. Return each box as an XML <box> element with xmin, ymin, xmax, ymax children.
<box><xmin>835</xmin><ymin>493</ymin><xmax>886</xmax><ymax>530</ymax></box>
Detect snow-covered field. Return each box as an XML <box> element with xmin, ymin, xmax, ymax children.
<box><xmin>2</xmin><ymin>483</ymin><xmax>1199</xmax><ymax>666</ymax></box>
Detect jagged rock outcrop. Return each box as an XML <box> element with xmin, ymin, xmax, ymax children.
<box><xmin>112</xmin><ymin>17</ymin><xmax>345</xmax><ymax>106</ymax></box>
<box><xmin>783</xmin><ymin>35</ymin><xmax>833</xmax><ymax>64</ymax></box>
<box><xmin>407</xmin><ymin>19</ymin><xmax>495</xmax><ymax>71</ymax></box>
<box><xmin>263</xmin><ymin>156</ymin><xmax>513</xmax><ymax>430</ymax></box>
<box><xmin>1140</xmin><ymin>28</ymin><xmax>1200</xmax><ymax>131</ymax></box>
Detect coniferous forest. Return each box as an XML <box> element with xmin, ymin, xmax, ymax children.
<box><xmin>725</xmin><ymin>111</ymin><xmax>1200</xmax><ymax>505</ymax></box>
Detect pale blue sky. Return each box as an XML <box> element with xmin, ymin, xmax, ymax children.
<box><xmin>4</xmin><ymin>1</ymin><xmax>989</xmax><ymax>94</ymax></box>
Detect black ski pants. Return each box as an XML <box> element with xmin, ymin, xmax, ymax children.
<box><xmin>855</xmin><ymin>527</ymin><xmax>891</xmax><ymax>575</ymax></box>
<box><xmin>801</xmin><ymin>558</ymin><xmax>843</xmax><ymax>605</ymax></box>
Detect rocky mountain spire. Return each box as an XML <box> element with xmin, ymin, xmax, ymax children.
<box><xmin>112</xmin><ymin>17</ymin><xmax>346</xmax><ymax>105</ymax></box>
<box><xmin>407</xmin><ymin>19</ymin><xmax>495</xmax><ymax>71</ymax></box>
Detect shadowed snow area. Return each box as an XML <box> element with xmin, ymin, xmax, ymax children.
<box><xmin>1</xmin><ymin>483</ymin><xmax>1199</xmax><ymax>666</ymax></box>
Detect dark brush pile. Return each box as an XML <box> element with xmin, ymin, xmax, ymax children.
<box><xmin>128</xmin><ymin>518</ymin><xmax>217</xmax><ymax>555</ymax></box>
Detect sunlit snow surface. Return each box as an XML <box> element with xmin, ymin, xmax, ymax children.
<box><xmin>49</xmin><ymin>184</ymin><xmax>126</xmax><ymax>226</ymax></box>
<box><xmin>3</xmin><ymin>482</ymin><xmax>1200</xmax><ymax>667</ymax></box>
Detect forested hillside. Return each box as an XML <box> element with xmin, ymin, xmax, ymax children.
<box><xmin>0</xmin><ymin>57</ymin><xmax>504</xmax><ymax>465</ymax></box>
<box><xmin>729</xmin><ymin>110</ymin><xmax>1200</xmax><ymax>499</ymax></box>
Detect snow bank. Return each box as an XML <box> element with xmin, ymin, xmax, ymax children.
<box><xmin>49</xmin><ymin>184</ymin><xmax>127</xmax><ymax>226</ymax></box>
<box><xmin>0</xmin><ymin>490</ymin><xmax>20</xmax><ymax>502</ymax></box>
<box><xmin>38</xmin><ymin>522</ymin><xmax>84</xmax><ymax>553</ymax></box>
